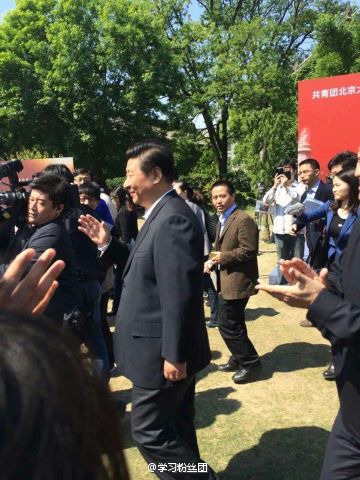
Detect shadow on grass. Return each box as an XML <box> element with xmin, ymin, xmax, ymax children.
<box><xmin>224</xmin><ymin>342</ymin><xmax>330</xmax><ymax>384</ymax></box>
<box><xmin>220</xmin><ymin>426</ymin><xmax>329</xmax><ymax>480</ymax></box>
<box><xmin>196</xmin><ymin>387</ymin><xmax>241</xmax><ymax>429</ymax></box>
<box><xmin>246</xmin><ymin>307</ymin><xmax>279</xmax><ymax>321</ymax></box>
<box><xmin>210</xmin><ymin>342</ymin><xmax>330</xmax><ymax>384</ymax></box>
<box><xmin>255</xmin><ymin>342</ymin><xmax>329</xmax><ymax>382</ymax></box>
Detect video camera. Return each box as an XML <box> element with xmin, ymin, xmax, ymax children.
<box><xmin>0</xmin><ymin>159</ymin><xmax>29</xmax><ymax>224</ymax></box>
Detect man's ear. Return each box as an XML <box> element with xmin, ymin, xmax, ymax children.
<box><xmin>56</xmin><ymin>204</ymin><xmax>64</xmax><ymax>214</ymax></box>
<box><xmin>152</xmin><ymin>166</ymin><xmax>163</xmax><ymax>184</ymax></box>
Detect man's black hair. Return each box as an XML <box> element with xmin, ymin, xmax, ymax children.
<box><xmin>299</xmin><ymin>158</ymin><xmax>320</xmax><ymax>170</ymax></box>
<box><xmin>126</xmin><ymin>139</ymin><xmax>175</xmax><ymax>183</ymax></box>
<box><xmin>73</xmin><ymin>168</ymin><xmax>93</xmax><ymax>179</ymax></box>
<box><xmin>327</xmin><ymin>151</ymin><xmax>357</xmax><ymax>172</ymax></box>
<box><xmin>210</xmin><ymin>179</ymin><xmax>235</xmax><ymax>195</ymax></box>
<box><xmin>42</xmin><ymin>164</ymin><xmax>74</xmax><ymax>184</ymax></box>
<box><xmin>29</xmin><ymin>174</ymin><xmax>71</xmax><ymax>211</ymax></box>
<box><xmin>78</xmin><ymin>182</ymin><xmax>101</xmax><ymax>202</ymax></box>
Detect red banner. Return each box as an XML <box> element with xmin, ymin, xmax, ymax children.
<box><xmin>298</xmin><ymin>73</ymin><xmax>360</xmax><ymax>179</ymax></box>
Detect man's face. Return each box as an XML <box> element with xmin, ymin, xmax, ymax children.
<box><xmin>355</xmin><ymin>154</ymin><xmax>360</xmax><ymax>199</ymax></box>
<box><xmin>123</xmin><ymin>157</ymin><xmax>155</xmax><ymax>208</ymax></box>
<box><xmin>28</xmin><ymin>189</ymin><xmax>63</xmax><ymax>225</ymax></box>
<box><xmin>211</xmin><ymin>185</ymin><xmax>235</xmax><ymax>214</ymax></box>
<box><xmin>79</xmin><ymin>193</ymin><xmax>98</xmax><ymax>210</ymax></box>
<box><xmin>298</xmin><ymin>163</ymin><xmax>319</xmax><ymax>187</ymax></box>
<box><xmin>74</xmin><ymin>173</ymin><xmax>91</xmax><ymax>185</ymax></box>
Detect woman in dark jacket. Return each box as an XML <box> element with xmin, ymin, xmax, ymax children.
<box><xmin>292</xmin><ymin>168</ymin><xmax>359</xmax><ymax>380</ymax></box>
<box><xmin>292</xmin><ymin>168</ymin><xmax>359</xmax><ymax>265</ymax></box>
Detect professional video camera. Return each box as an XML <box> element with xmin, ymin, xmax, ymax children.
<box><xmin>0</xmin><ymin>159</ymin><xmax>29</xmax><ymax>224</ymax></box>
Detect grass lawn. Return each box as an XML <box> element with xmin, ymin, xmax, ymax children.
<box><xmin>110</xmin><ymin>240</ymin><xmax>338</xmax><ymax>480</ymax></box>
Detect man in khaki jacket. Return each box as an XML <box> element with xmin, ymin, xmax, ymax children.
<box><xmin>205</xmin><ymin>179</ymin><xmax>260</xmax><ymax>384</ymax></box>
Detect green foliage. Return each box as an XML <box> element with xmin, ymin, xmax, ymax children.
<box><xmin>0</xmin><ymin>0</ymin><xmax>179</xmax><ymax>180</ymax></box>
<box><xmin>306</xmin><ymin>9</ymin><xmax>360</xmax><ymax>78</ymax></box>
<box><xmin>105</xmin><ymin>176</ymin><xmax>125</xmax><ymax>190</ymax></box>
<box><xmin>13</xmin><ymin>147</ymin><xmax>51</xmax><ymax>160</ymax></box>
<box><xmin>0</xmin><ymin>0</ymin><xmax>356</xmax><ymax>187</ymax></box>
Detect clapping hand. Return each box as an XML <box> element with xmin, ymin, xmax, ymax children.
<box><xmin>256</xmin><ymin>257</ymin><xmax>328</xmax><ymax>309</ymax></box>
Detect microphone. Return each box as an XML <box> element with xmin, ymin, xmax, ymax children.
<box><xmin>285</xmin><ymin>202</ymin><xmax>305</xmax><ymax>216</ymax></box>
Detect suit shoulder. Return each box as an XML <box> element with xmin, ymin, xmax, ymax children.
<box><xmin>34</xmin><ymin>220</ymin><xmax>64</xmax><ymax>236</ymax></box>
<box><xmin>233</xmin><ymin>209</ymin><xmax>256</xmax><ymax>225</ymax></box>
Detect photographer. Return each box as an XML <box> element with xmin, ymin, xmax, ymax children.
<box><xmin>263</xmin><ymin>159</ymin><xmax>304</xmax><ymax>264</ymax></box>
<box><xmin>3</xmin><ymin>174</ymin><xmax>80</xmax><ymax>323</ymax></box>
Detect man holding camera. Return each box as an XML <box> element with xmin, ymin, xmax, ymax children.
<box><xmin>263</xmin><ymin>159</ymin><xmax>304</xmax><ymax>265</ymax></box>
<box><xmin>5</xmin><ymin>174</ymin><xmax>80</xmax><ymax>323</ymax></box>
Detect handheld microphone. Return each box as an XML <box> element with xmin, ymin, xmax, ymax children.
<box><xmin>284</xmin><ymin>202</ymin><xmax>305</xmax><ymax>216</ymax></box>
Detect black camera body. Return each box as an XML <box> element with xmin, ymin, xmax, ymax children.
<box><xmin>275</xmin><ymin>167</ymin><xmax>291</xmax><ymax>180</ymax></box>
<box><xmin>0</xmin><ymin>159</ymin><xmax>29</xmax><ymax>229</ymax></box>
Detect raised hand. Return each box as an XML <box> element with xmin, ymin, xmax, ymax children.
<box><xmin>0</xmin><ymin>248</ymin><xmax>65</xmax><ymax>315</ymax></box>
<box><xmin>78</xmin><ymin>214</ymin><xmax>111</xmax><ymax>247</ymax></box>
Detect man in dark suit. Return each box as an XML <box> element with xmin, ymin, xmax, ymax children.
<box><xmin>297</xmin><ymin>158</ymin><xmax>333</xmax><ymax>256</ymax></box>
<box><xmin>206</xmin><ymin>180</ymin><xmax>260</xmax><ymax>384</ymax></box>
<box><xmin>257</xmin><ymin>152</ymin><xmax>360</xmax><ymax>478</ymax></box>
<box><xmin>7</xmin><ymin>174</ymin><xmax>80</xmax><ymax>322</ymax></box>
<box><xmin>115</xmin><ymin>140</ymin><xmax>214</xmax><ymax>478</ymax></box>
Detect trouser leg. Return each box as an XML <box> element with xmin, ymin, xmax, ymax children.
<box><xmin>320</xmin><ymin>412</ymin><xmax>360</xmax><ymax>480</ymax></box>
<box><xmin>131</xmin><ymin>376</ymin><xmax>216</xmax><ymax>479</ymax></box>
<box><xmin>218</xmin><ymin>295</ymin><xmax>259</xmax><ymax>366</ymax></box>
<box><xmin>203</xmin><ymin>272</ymin><xmax>218</xmax><ymax>324</ymax></box>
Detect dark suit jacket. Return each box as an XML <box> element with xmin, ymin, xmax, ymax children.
<box><xmin>19</xmin><ymin>217</ymin><xmax>80</xmax><ymax>319</ymax></box>
<box><xmin>115</xmin><ymin>190</ymin><xmax>211</xmax><ymax>389</ymax></box>
<box><xmin>308</xmin><ymin>219</ymin><xmax>360</xmax><ymax>435</ymax></box>
<box><xmin>215</xmin><ymin>208</ymin><xmax>259</xmax><ymax>300</ymax></box>
<box><xmin>299</xmin><ymin>180</ymin><xmax>334</xmax><ymax>253</ymax></box>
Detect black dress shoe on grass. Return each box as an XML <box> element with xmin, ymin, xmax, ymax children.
<box><xmin>232</xmin><ymin>362</ymin><xmax>261</xmax><ymax>384</ymax></box>
<box><xmin>323</xmin><ymin>361</ymin><xmax>336</xmax><ymax>381</ymax></box>
<box><xmin>218</xmin><ymin>359</ymin><xmax>238</xmax><ymax>372</ymax></box>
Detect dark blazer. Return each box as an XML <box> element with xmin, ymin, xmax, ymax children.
<box><xmin>300</xmin><ymin>180</ymin><xmax>334</xmax><ymax>204</ymax></box>
<box><xmin>215</xmin><ymin>208</ymin><xmax>259</xmax><ymax>300</ymax></box>
<box><xmin>115</xmin><ymin>190</ymin><xmax>211</xmax><ymax>389</ymax></box>
<box><xmin>296</xmin><ymin>201</ymin><xmax>358</xmax><ymax>260</ymax></box>
<box><xmin>299</xmin><ymin>180</ymin><xmax>334</xmax><ymax>253</ymax></box>
<box><xmin>19</xmin><ymin>217</ymin><xmax>80</xmax><ymax>319</ymax></box>
<box><xmin>308</xmin><ymin>219</ymin><xmax>360</xmax><ymax>435</ymax></box>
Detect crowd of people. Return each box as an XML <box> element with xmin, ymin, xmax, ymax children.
<box><xmin>0</xmin><ymin>140</ymin><xmax>359</xmax><ymax>479</ymax></box>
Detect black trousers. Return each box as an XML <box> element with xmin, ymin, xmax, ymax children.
<box><xmin>320</xmin><ymin>411</ymin><xmax>360</xmax><ymax>480</ymax></box>
<box><xmin>131</xmin><ymin>375</ymin><xmax>216</xmax><ymax>479</ymax></box>
<box><xmin>218</xmin><ymin>295</ymin><xmax>259</xmax><ymax>366</ymax></box>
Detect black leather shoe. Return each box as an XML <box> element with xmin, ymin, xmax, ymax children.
<box><xmin>218</xmin><ymin>359</ymin><xmax>238</xmax><ymax>372</ymax></box>
<box><xmin>232</xmin><ymin>362</ymin><xmax>261</xmax><ymax>384</ymax></box>
<box><xmin>323</xmin><ymin>361</ymin><xmax>336</xmax><ymax>381</ymax></box>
